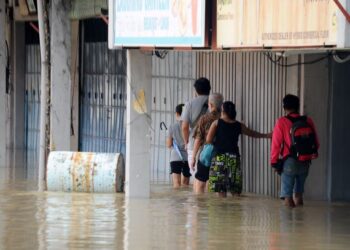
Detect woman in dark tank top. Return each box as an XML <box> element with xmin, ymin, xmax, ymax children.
<box><xmin>206</xmin><ymin>101</ymin><xmax>271</xmax><ymax>197</ymax></box>
<box><xmin>214</xmin><ymin>119</ymin><xmax>241</xmax><ymax>155</ymax></box>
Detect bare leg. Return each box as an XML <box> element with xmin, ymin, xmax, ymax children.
<box><xmin>217</xmin><ymin>192</ymin><xmax>227</xmax><ymax>198</ymax></box>
<box><xmin>195</xmin><ymin>180</ymin><xmax>206</xmax><ymax>194</ymax></box>
<box><xmin>231</xmin><ymin>192</ymin><xmax>241</xmax><ymax>197</ymax></box>
<box><xmin>192</xmin><ymin>178</ymin><xmax>197</xmax><ymax>190</ymax></box>
<box><xmin>293</xmin><ymin>193</ymin><xmax>304</xmax><ymax>206</ymax></box>
<box><xmin>182</xmin><ymin>175</ymin><xmax>190</xmax><ymax>186</ymax></box>
<box><xmin>172</xmin><ymin>174</ymin><xmax>181</xmax><ymax>188</ymax></box>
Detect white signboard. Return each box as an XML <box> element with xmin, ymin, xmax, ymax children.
<box><xmin>109</xmin><ymin>0</ymin><xmax>206</xmax><ymax>48</ymax></box>
<box><xmin>217</xmin><ymin>0</ymin><xmax>339</xmax><ymax>48</ymax></box>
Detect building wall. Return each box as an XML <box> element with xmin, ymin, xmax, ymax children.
<box><xmin>337</xmin><ymin>0</ymin><xmax>350</xmax><ymax>48</ymax></box>
<box><xmin>150</xmin><ymin>51</ymin><xmax>301</xmax><ymax>197</ymax></box>
<box><xmin>348</xmin><ymin>0</ymin><xmax>350</xmax><ymax>47</ymax></box>
<box><xmin>79</xmin><ymin>19</ymin><xmax>127</xmax><ymax>155</ymax></box>
<box><xmin>303</xmin><ymin>54</ymin><xmax>331</xmax><ymax>201</ymax></box>
<box><xmin>13</xmin><ymin>22</ymin><xmax>26</xmax><ymax>170</ymax></box>
<box><xmin>0</xmin><ymin>0</ymin><xmax>7</xmax><ymax>167</ymax></box>
<box><xmin>329</xmin><ymin>57</ymin><xmax>350</xmax><ymax>201</ymax></box>
<box><xmin>24</xmin><ymin>43</ymin><xmax>41</xmax><ymax>177</ymax></box>
<box><xmin>151</xmin><ymin>51</ymin><xmax>196</xmax><ymax>183</ymax></box>
<box><xmin>197</xmin><ymin>51</ymin><xmax>293</xmax><ymax>197</ymax></box>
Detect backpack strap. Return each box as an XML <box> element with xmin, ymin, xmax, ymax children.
<box><xmin>190</xmin><ymin>102</ymin><xmax>208</xmax><ymax>128</ymax></box>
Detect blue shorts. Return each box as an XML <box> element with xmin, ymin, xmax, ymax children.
<box><xmin>280</xmin><ymin>157</ymin><xmax>310</xmax><ymax>199</ymax></box>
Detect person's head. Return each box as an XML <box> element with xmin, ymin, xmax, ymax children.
<box><xmin>194</xmin><ymin>77</ymin><xmax>211</xmax><ymax>96</ymax></box>
<box><xmin>208</xmin><ymin>93</ymin><xmax>223</xmax><ymax>112</ymax></box>
<box><xmin>222</xmin><ymin>101</ymin><xmax>237</xmax><ymax>120</ymax></box>
<box><xmin>283</xmin><ymin>94</ymin><xmax>300</xmax><ymax>113</ymax></box>
<box><xmin>175</xmin><ymin>104</ymin><xmax>184</xmax><ymax>118</ymax></box>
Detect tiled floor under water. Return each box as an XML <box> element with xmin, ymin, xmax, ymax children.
<box><xmin>0</xmin><ymin>168</ymin><xmax>350</xmax><ymax>250</ymax></box>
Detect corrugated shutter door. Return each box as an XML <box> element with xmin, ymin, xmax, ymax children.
<box><xmin>197</xmin><ymin>51</ymin><xmax>287</xmax><ymax>197</ymax></box>
<box><xmin>79</xmin><ymin>40</ymin><xmax>127</xmax><ymax>154</ymax></box>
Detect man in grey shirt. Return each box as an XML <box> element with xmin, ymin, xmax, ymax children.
<box><xmin>181</xmin><ymin>77</ymin><xmax>211</xmax><ymax>171</ymax></box>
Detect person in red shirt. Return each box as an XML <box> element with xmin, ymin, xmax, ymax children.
<box><xmin>271</xmin><ymin>94</ymin><xmax>320</xmax><ymax>207</ymax></box>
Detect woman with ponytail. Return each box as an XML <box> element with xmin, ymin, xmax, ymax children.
<box><xmin>206</xmin><ymin>101</ymin><xmax>271</xmax><ymax>197</ymax></box>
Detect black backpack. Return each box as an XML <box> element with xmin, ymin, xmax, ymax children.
<box><xmin>286</xmin><ymin>115</ymin><xmax>318</xmax><ymax>162</ymax></box>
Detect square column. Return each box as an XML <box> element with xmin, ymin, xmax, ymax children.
<box><xmin>0</xmin><ymin>2</ymin><xmax>7</xmax><ymax>167</ymax></box>
<box><xmin>13</xmin><ymin>22</ymin><xmax>26</xmax><ymax>168</ymax></box>
<box><xmin>125</xmin><ymin>50</ymin><xmax>152</xmax><ymax>198</ymax></box>
<box><xmin>50</xmin><ymin>0</ymin><xmax>71</xmax><ymax>151</ymax></box>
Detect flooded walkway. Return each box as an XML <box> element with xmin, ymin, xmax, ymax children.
<box><xmin>0</xmin><ymin>170</ymin><xmax>350</xmax><ymax>249</ymax></box>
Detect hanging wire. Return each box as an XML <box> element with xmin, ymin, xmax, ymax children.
<box><xmin>154</xmin><ymin>50</ymin><xmax>168</xmax><ymax>59</ymax></box>
<box><xmin>264</xmin><ymin>52</ymin><xmax>331</xmax><ymax>67</ymax></box>
<box><xmin>333</xmin><ymin>53</ymin><xmax>350</xmax><ymax>64</ymax></box>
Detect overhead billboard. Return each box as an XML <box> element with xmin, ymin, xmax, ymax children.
<box><xmin>109</xmin><ymin>0</ymin><xmax>206</xmax><ymax>48</ymax></box>
<box><xmin>217</xmin><ymin>0</ymin><xmax>338</xmax><ymax>48</ymax></box>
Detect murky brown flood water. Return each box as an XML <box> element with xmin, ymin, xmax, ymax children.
<box><xmin>0</xmin><ymin>168</ymin><xmax>350</xmax><ymax>250</ymax></box>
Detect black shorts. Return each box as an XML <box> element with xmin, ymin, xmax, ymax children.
<box><xmin>195</xmin><ymin>160</ymin><xmax>210</xmax><ymax>182</ymax></box>
<box><xmin>170</xmin><ymin>161</ymin><xmax>191</xmax><ymax>177</ymax></box>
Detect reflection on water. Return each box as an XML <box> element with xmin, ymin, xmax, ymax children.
<box><xmin>0</xmin><ymin>170</ymin><xmax>350</xmax><ymax>250</ymax></box>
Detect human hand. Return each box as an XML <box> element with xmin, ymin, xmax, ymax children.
<box><xmin>266</xmin><ymin>132</ymin><xmax>273</xmax><ymax>138</ymax></box>
<box><xmin>272</xmin><ymin>167</ymin><xmax>282</xmax><ymax>175</ymax></box>
<box><xmin>271</xmin><ymin>161</ymin><xmax>283</xmax><ymax>175</ymax></box>
<box><xmin>190</xmin><ymin>158</ymin><xmax>196</xmax><ymax>171</ymax></box>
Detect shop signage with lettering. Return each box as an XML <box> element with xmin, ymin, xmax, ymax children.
<box><xmin>109</xmin><ymin>0</ymin><xmax>206</xmax><ymax>48</ymax></box>
<box><xmin>217</xmin><ymin>0</ymin><xmax>338</xmax><ymax>48</ymax></box>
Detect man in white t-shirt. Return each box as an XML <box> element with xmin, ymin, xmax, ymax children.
<box><xmin>181</xmin><ymin>77</ymin><xmax>211</xmax><ymax>174</ymax></box>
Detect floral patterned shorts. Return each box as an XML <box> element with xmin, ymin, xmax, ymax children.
<box><xmin>208</xmin><ymin>153</ymin><xmax>241</xmax><ymax>194</ymax></box>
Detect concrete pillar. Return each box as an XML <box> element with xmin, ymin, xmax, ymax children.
<box><xmin>126</xmin><ymin>50</ymin><xmax>152</xmax><ymax>198</ymax></box>
<box><xmin>329</xmin><ymin>57</ymin><xmax>350</xmax><ymax>201</ymax></box>
<box><xmin>124</xmin><ymin>199</ymin><xmax>152</xmax><ymax>249</ymax></box>
<box><xmin>0</xmin><ymin>2</ymin><xmax>7</xmax><ymax>167</ymax></box>
<box><xmin>13</xmin><ymin>22</ymin><xmax>26</xmax><ymax>168</ymax></box>
<box><xmin>50</xmin><ymin>0</ymin><xmax>71</xmax><ymax>151</ymax></box>
<box><xmin>303</xmin><ymin>54</ymin><xmax>330</xmax><ymax>201</ymax></box>
<box><xmin>70</xmin><ymin>20</ymin><xmax>79</xmax><ymax>151</ymax></box>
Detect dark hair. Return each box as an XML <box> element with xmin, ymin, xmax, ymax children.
<box><xmin>175</xmin><ymin>104</ymin><xmax>185</xmax><ymax>115</ymax></box>
<box><xmin>283</xmin><ymin>94</ymin><xmax>300</xmax><ymax>112</ymax></box>
<box><xmin>222</xmin><ymin>101</ymin><xmax>236</xmax><ymax>120</ymax></box>
<box><xmin>194</xmin><ymin>77</ymin><xmax>211</xmax><ymax>95</ymax></box>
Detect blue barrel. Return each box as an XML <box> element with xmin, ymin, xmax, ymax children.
<box><xmin>46</xmin><ymin>151</ymin><xmax>125</xmax><ymax>193</ymax></box>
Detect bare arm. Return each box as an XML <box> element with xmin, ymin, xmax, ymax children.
<box><xmin>206</xmin><ymin>120</ymin><xmax>218</xmax><ymax>144</ymax></box>
<box><xmin>166</xmin><ymin>137</ymin><xmax>173</xmax><ymax>149</ymax></box>
<box><xmin>182</xmin><ymin>121</ymin><xmax>190</xmax><ymax>145</ymax></box>
<box><xmin>190</xmin><ymin>137</ymin><xmax>201</xmax><ymax>170</ymax></box>
<box><xmin>241</xmin><ymin>123</ymin><xmax>271</xmax><ymax>138</ymax></box>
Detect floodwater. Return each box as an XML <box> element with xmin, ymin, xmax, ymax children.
<box><xmin>1</xmin><ymin>168</ymin><xmax>350</xmax><ymax>250</ymax></box>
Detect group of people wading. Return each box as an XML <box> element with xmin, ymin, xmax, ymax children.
<box><xmin>166</xmin><ymin>77</ymin><xmax>319</xmax><ymax>207</ymax></box>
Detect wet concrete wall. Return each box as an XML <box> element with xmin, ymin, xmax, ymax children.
<box><xmin>329</xmin><ymin>57</ymin><xmax>350</xmax><ymax>201</ymax></box>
